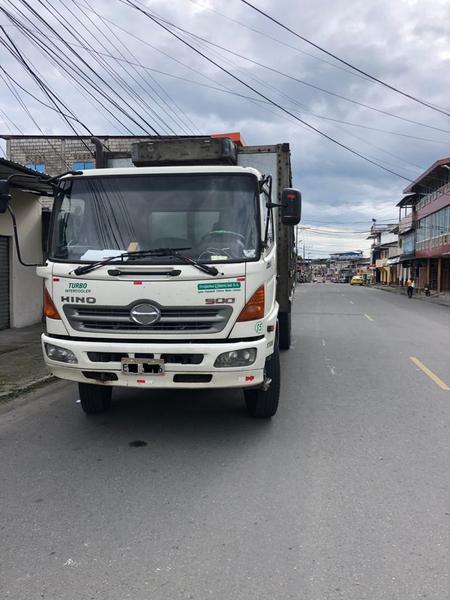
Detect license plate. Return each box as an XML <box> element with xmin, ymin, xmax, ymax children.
<box><xmin>121</xmin><ymin>358</ymin><xmax>165</xmax><ymax>375</ymax></box>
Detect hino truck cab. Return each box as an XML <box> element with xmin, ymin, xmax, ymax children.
<box><xmin>0</xmin><ymin>136</ymin><xmax>301</xmax><ymax>418</ymax></box>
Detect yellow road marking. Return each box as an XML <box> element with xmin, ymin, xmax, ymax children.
<box><xmin>364</xmin><ymin>314</ymin><xmax>374</xmax><ymax>321</ymax></box>
<box><xmin>410</xmin><ymin>357</ymin><xmax>450</xmax><ymax>391</ymax></box>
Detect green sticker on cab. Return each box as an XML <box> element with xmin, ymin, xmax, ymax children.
<box><xmin>197</xmin><ymin>282</ymin><xmax>241</xmax><ymax>292</ymax></box>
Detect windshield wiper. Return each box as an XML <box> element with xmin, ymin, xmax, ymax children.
<box><xmin>72</xmin><ymin>247</ymin><xmax>218</xmax><ymax>276</ymax></box>
<box><xmin>159</xmin><ymin>249</ymin><xmax>219</xmax><ymax>276</ymax></box>
<box><xmin>72</xmin><ymin>247</ymin><xmax>191</xmax><ymax>276</ymax></box>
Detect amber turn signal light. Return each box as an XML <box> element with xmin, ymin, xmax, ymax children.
<box><xmin>237</xmin><ymin>285</ymin><xmax>265</xmax><ymax>322</ymax></box>
<box><xmin>44</xmin><ymin>288</ymin><xmax>61</xmax><ymax>320</ymax></box>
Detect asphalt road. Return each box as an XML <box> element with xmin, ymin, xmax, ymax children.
<box><xmin>1</xmin><ymin>284</ymin><xmax>450</xmax><ymax>600</ymax></box>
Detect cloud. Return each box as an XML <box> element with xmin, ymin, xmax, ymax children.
<box><xmin>0</xmin><ymin>0</ymin><xmax>448</xmax><ymax>256</ymax></box>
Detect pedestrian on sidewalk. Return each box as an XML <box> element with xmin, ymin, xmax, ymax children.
<box><xmin>406</xmin><ymin>277</ymin><xmax>415</xmax><ymax>298</ymax></box>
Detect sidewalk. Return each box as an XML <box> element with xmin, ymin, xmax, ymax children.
<box><xmin>372</xmin><ymin>284</ymin><xmax>450</xmax><ymax>307</ymax></box>
<box><xmin>0</xmin><ymin>323</ymin><xmax>53</xmax><ymax>401</ymax></box>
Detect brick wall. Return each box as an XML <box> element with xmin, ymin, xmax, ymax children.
<box><xmin>6</xmin><ymin>136</ymin><xmax>157</xmax><ymax>176</ymax></box>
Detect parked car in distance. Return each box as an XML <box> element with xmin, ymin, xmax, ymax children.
<box><xmin>350</xmin><ymin>275</ymin><xmax>364</xmax><ymax>286</ymax></box>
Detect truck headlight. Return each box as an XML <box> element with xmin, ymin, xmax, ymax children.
<box><xmin>214</xmin><ymin>348</ymin><xmax>257</xmax><ymax>368</ymax></box>
<box><xmin>45</xmin><ymin>343</ymin><xmax>78</xmax><ymax>364</ymax></box>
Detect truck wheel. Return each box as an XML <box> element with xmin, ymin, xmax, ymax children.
<box><xmin>78</xmin><ymin>383</ymin><xmax>112</xmax><ymax>415</ymax></box>
<box><xmin>278</xmin><ymin>311</ymin><xmax>291</xmax><ymax>350</ymax></box>
<box><xmin>244</xmin><ymin>343</ymin><xmax>280</xmax><ymax>418</ymax></box>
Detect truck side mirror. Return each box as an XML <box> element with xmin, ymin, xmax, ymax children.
<box><xmin>0</xmin><ymin>180</ymin><xmax>11</xmax><ymax>214</ymax></box>
<box><xmin>281</xmin><ymin>188</ymin><xmax>301</xmax><ymax>225</ymax></box>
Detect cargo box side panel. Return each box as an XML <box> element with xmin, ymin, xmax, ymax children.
<box><xmin>238</xmin><ymin>145</ymin><xmax>294</xmax><ymax>313</ymax></box>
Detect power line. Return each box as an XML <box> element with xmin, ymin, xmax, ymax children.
<box><xmin>0</xmin><ymin>64</ymin><xmax>87</xmax><ymax>126</ymax></box>
<box><xmin>0</xmin><ymin>69</ymin><xmax>70</xmax><ymax>168</ymax></box>
<box><xmin>144</xmin><ymin>9</ymin><xmax>450</xmax><ymax>136</ymax></box>
<box><xmin>127</xmin><ymin>4</ymin><xmax>450</xmax><ymax>187</ymax></box>
<box><xmin>75</xmin><ymin>0</ymin><xmax>201</xmax><ymax>135</ymax></box>
<box><xmin>176</xmin><ymin>27</ymin><xmax>428</xmax><ymax>174</ymax></box>
<box><xmin>30</xmin><ymin>29</ymin><xmax>448</xmax><ymax>149</ymax></box>
<box><xmin>240</xmin><ymin>0</ymin><xmax>450</xmax><ymax>117</ymax></box>
<box><xmin>85</xmin><ymin>5</ymin><xmax>447</xmax><ymax>147</ymax></box>
<box><xmin>187</xmin><ymin>0</ymin><xmax>372</xmax><ymax>83</ymax></box>
<box><xmin>1</xmin><ymin>3</ymin><xmax>145</xmax><ymax>135</ymax></box>
<box><xmin>0</xmin><ymin>105</ymin><xmax>25</xmax><ymax>135</ymax></box>
<box><xmin>123</xmin><ymin>0</ymin><xmax>414</xmax><ymax>182</ymax></box>
<box><xmin>59</xmin><ymin>0</ymin><xmax>178</xmax><ymax>136</ymax></box>
<box><xmin>57</xmin><ymin>0</ymin><xmax>184</xmax><ymax>136</ymax></box>
<box><xmin>32</xmin><ymin>0</ymin><xmax>162</xmax><ymax>135</ymax></box>
<box><xmin>1</xmin><ymin>3</ymin><xmax>133</xmax><ymax>138</ymax></box>
<box><xmin>306</xmin><ymin>219</ymin><xmax>394</xmax><ymax>225</ymax></box>
<box><xmin>15</xmin><ymin>0</ymin><xmax>161</xmax><ymax>135</ymax></box>
<box><xmin>0</xmin><ymin>22</ymin><xmax>94</xmax><ymax>157</ymax></box>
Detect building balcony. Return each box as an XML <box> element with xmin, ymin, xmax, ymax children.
<box><xmin>398</xmin><ymin>214</ymin><xmax>415</xmax><ymax>234</ymax></box>
<box><xmin>376</xmin><ymin>258</ymin><xmax>388</xmax><ymax>268</ymax></box>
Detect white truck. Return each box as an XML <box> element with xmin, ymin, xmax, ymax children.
<box><xmin>0</xmin><ymin>136</ymin><xmax>301</xmax><ymax>417</ymax></box>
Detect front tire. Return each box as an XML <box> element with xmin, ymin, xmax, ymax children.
<box><xmin>244</xmin><ymin>343</ymin><xmax>280</xmax><ymax>418</ymax></box>
<box><xmin>78</xmin><ymin>383</ymin><xmax>112</xmax><ymax>415</ymax></box>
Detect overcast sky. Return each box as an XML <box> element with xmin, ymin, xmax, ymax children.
<box><xmin>0</xmin><ymin>0</ymin><xmax>449</xmax><ymax>256</ymax></box>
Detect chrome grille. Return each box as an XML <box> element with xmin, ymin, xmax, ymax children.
<box><xmin>64</xmin><ymin>303</ymin><xmax>232</xmax><ymax>334</ymax></box>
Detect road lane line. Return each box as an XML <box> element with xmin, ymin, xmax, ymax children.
<box><xmin>322</xmin><ymin>338</ymin><xmax>326</xmax><ymax>347</ymax></box>
<box><xmin>364</xmin><ymin>314</ymin><xmax>374</xmax><ymax>321</ymax></box>
<box><xmin>409</xmin><ymin>357</ymin><xmax>450</xmax><ymax>391</ymax></box>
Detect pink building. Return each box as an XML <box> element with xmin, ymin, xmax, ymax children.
<box><xmin>402</xmin><ymin>157</ymin><xmax>450</xmax><ymax>293</ymax></box>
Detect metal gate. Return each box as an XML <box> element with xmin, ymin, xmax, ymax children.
<box><xmin>0</xmin><ymin>236</ymin><xmax>10</xmax><ymax>329</ymax></box>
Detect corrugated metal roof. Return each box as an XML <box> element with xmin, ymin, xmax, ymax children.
<box><xmin>0</xmin><ymin>158</ymin><xmax>52</xmax><ymax>195</ymax></box>
<box><xmin>403</xmin><ymin>157</ymin><xmax>450</xmax><ymax>194</ymax></box>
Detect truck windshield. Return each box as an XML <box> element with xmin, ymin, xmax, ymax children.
<box><xmin>49</xmin><ymin>173</ymin><xmax>260</xmax><ymax>264</ymax></box>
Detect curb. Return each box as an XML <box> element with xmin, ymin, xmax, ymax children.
<box><xmin>371</xmin><ymin>285</ymin><xmax>450</xmax><ymax>307</ymax></box>
<box><xmin>0</xmin><ymin>374</ymin><xmax>56</xmax><ymax>405</ymax></box>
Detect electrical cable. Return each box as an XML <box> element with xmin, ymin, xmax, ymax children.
<box><xmin>31</xmin><ymin>0</ymin><xmax>163</xmax><ymax>136</ymax></box>
<box><xmin>1</xmin><ymin>7</ymin><xmax>132</xmax><ymax>142</ymax></box>
<box><xmin>123</xmin><ymin>0</ymin><xmax>415</xmax><ymax>183</ymax></box>
<box><xmin>75</xmin><ymin>0</ymin><xmax>201</xmax><ymax>135</ymax></box>
<box><xmin>142</xmin><ymin>7</ymin><xmax>450</xmax><ymax>136</ymax></box>
<box><xmin>37</xmin><ymin>32</ymin><xmax>449</xmax><ymax>148</ymax></box>
<box><xmin>187</xmin><ymin>0</ymin><xmax>372</xmax><ymax>83</ymax></box>
<box><xmin>0</xmin><ymin>69</ymin><xmax>70</xmax><ymax>168</ymax></box>
<box><xmin>0</xmin><ymin>64</ymin><xmax>88</xmax><ymax>126</ymax></box>
<box><xmin>2</xmin><ymin>3</ymin><xmax>117</xmax><ymax>141</ymax></box>
<box><xmin>177</xmin><ymin>26</ymin><xmax>427</xmax><ymax>175</ymax></box>
<box><xmin>54</xmin><ymin>0</ymin><xmax>176</xmax><ymax>136</ymax></box>
<box><xmin>1</xmin><ymin>3</ymin><xmax>141</xmax><ymax>135</ymax></box>
<box><xmin>240</xmin><ymin>0</ymin><xmax>450</xmax><ymax>117</ymax></box>
<box><xmin>85</xmin><ymin>5</ymin><xmax>446</xmax><ymax>147</ymax></box>
<box><xmin>54</xmin><ymin>0</ymin><xmax>182</xmax><ymax>136</ymax></box>
<box><xmin>0</xmin><ymin>105</ymin><xmax>25</xmax><ymax>135</ymax></box>
<box><xmin>0</xmin><ymin>23</ymin><xmax>94</xmax><ymax>157</ymax></box>
<box><xmin>14</xmin><ymin>0</ymin><xmax>161</xmax><ymax>135</ymax></box>
<box><xmin>125</xmin><ymin>0</ymin><xmax>450</xmax><ymax>188</ymax></box>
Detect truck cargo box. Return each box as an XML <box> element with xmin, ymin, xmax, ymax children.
<box><xmin>132</xmin><ymin>137</ymin><xmax>237</xmax><ymax>166</ymax></box>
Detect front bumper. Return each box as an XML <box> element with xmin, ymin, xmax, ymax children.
<box><xmin>42</xmin><ymin>334</ymin><xmax>271</xmax><ymax>389</ymax></box>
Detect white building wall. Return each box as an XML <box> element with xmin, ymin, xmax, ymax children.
<box><xmin>380</xmin><ymin>231</ymin><xmax>397</xmax><ymax>245</ymax></box>
<box><xmin>0</xmin><ymin>190</ymin><xmax>43</xmax><ymax>328</ymax></box>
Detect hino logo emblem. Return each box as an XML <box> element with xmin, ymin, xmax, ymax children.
<box><xmin>130</xmin><ymin>303</ymin><xmax>161</xmax><ymax>326</ymax></box>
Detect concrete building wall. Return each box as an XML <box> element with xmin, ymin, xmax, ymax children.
<box><xmin>0</xmin><ymin>190</ymin><xmax>43</xmax><ymax>327</ymax></box>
